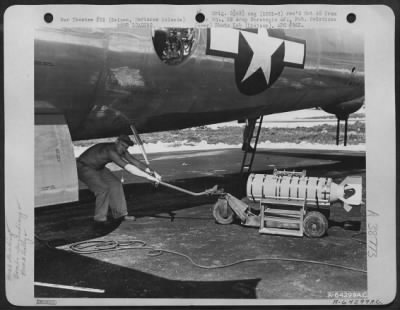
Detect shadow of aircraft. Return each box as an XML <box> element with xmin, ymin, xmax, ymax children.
<box><xmin>35</xmin><ymin>243</ymin><xmax>260</xmax><ymax>298</ymax></box>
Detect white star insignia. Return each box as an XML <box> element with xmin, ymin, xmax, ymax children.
<box><xmin>240</xmin><ymin>29</ymin><xmax>284</xmax><ymax>84</ymax></box>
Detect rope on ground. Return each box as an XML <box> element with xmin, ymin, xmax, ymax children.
<box><xmin>68</xmin><ymin>239</ymin><xmax>367</xmax><ymax>274</ymax></box>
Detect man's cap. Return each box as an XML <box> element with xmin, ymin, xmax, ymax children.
<box><xmin>117</xmin><ymin>135</ymin><xmax>134</xmax><ymax>146</ymax></box>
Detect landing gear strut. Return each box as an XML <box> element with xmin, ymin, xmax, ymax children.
<box><xmin>240</xmin><ymin>116</ymin><xmax>263</xmax><ymax>176</ymax></box>
<box><xmin>335</xmin><ymin>116</ymin><xmax>349</xmax><ymax>146</ymax></box>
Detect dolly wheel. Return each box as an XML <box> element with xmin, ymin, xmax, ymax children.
<box><xmin>213</xmin><ymin>198</ymin><xmax>234</xmax><ymax>225</ymax></box>
<box><xmin>303</xmin><ymin>211</ymin><xmax>328</xmax><ymax>238</ymax></box>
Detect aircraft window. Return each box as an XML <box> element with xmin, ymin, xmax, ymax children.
<box><xmin>152</xmin><ymin>28</ymin><xmax>199</xmax><ymax>65</ymax></box>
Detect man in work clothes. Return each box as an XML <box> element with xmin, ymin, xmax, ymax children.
<box><xmin>77</xmin><ymin>135</ymin><xmax>161</xmax><ymax>225</ymax></box>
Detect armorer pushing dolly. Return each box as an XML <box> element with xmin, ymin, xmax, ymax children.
<box><xmin>77</xmin><ymin>135</ymin><xmax>163</xmax><ymax>226</ymax></box>
<box><xmin>212</xmin><ymin>169</ymin><xmax>362</xmax><ymax>238</ymax></box>
<box><xmin>77</xmin><ymin>134</ymin><xmax>223</xmax><ymax>226</ymax></box>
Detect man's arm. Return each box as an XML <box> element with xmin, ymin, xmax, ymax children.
<box><xmin>109</xmin><ymin>149</ymin><xmax>129</xmax><ymax>169</ymax></box>
<box><xmin>123</xmin><ymin>151</ymin><xmax>162</xmax><ymax>181</ymax></box>
<box><xmin>109</xmin><ymin>149</ymin><xmax>157</xmax><ymax>181</ymax></box>
<box><xmin>108</xmin><ymin>148</ymin><xmax>147</xmax><ymax>172</ymax></box>
<box><xmin>122</xmin><ymin>152</ymin><xmax>149</xmax><ymax>171</ymax></box>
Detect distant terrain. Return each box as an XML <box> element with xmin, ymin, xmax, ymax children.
<box><xmin>74</xmin><ymin>121</ymin><xmax>365</xmax><ymax>147</ymax></box>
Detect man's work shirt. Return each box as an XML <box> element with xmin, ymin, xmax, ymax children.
<box><xmin>78</xmin><ymin>143</ymin><xmax>126</xmax><ymax>170</ymax></box>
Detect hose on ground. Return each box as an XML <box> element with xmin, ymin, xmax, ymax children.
<box><xmin>67</xmin><ymin>239</ymin><xmax>367</xmax><ymax>273</ymax></box>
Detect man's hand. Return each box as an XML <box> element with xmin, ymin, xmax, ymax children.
<box><xmin>151</xmin><ymin>171</ymin><xmax>162</xmax><ymax>186</ymax></box>
<box><xmin>145</xmin><ymin>168</ymin><xmax>162</xmax><ymax>185</ymax></box>
<box><xmin>153</xmin><ymin>171</ymin><xmax>162</xmax><ymax>182</ymax></box>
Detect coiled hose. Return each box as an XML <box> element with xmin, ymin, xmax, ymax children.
<box><xmin>68</xmin><ymin>239</ymin><xmax>366</xmax><ymax>273</ymax></box>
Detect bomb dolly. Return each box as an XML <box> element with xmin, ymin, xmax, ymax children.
<box><xmin>213</xmin><ymin>169</ymin><xmax>362</xmax><ymax>237</ymax></box>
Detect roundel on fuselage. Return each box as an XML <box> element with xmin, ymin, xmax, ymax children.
<box><xmin>152</xmin><ymin>28</ymin><xmax>199</xmax><ymax>65</ymax></box>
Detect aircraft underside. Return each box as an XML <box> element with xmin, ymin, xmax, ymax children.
<box><xmin>34</xmin><ymin>26</ymin><xmax>364</xmax><ymax>207</ymax></box>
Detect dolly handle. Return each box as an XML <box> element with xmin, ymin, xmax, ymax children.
<box><xmin>158</xmin><ymin>181</ymin><xmax>219</xmax><ymax>196</ymax></box>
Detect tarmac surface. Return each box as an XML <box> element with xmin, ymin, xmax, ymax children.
<box><xmin>35</xmin><ymin>147</ymin><xmax>366</xmax><ymax>300</ymax></box>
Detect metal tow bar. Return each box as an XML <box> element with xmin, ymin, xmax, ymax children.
<box><xmin>156</xmin><ymin>180</ymin><xmax>224</xmax><ymax>197</ymax></box>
